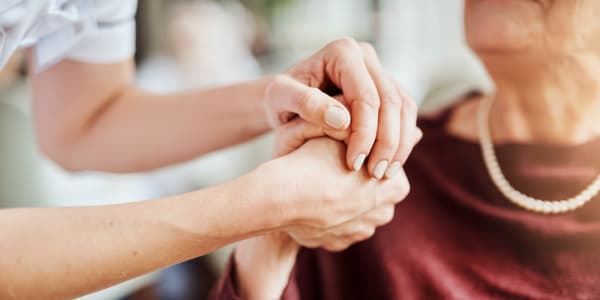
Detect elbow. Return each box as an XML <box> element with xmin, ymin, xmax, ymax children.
<box><xmin>37</xmin><ymin>131</ymin><xmax>144</xmax><ymax>173</ymax></box>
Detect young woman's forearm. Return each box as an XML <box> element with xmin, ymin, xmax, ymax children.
<box><xmin>0</xmin><ymin>173</ymin><xmax>274</xmax><ymax>300</ymax></box>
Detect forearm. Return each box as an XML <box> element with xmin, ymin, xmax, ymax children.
<box><xmin>80</xmin><ymin>80</ymin><xmax>269</xmax><ymax>172</ymax></box>
<box><xmin>0</xmin><ymin>173</ymin><xmax>276</xmax><ymax>299</ymax></box>
<box><xmin>32</xmin><ymin>59</ymin><xmax>272</xmax><ymax>172</ymax></box>
<box><xmin>234</xmin><ymin>233</ymin><xmax>299</xmax><ymax>300</ymax></box>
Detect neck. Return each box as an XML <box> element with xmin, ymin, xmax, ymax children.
<box><xmin>452</xmin><ymin>50</ymin><xmax>600</xmax><ymax>145</ymax></box>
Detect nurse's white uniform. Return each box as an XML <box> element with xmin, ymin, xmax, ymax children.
<box><xmin>0</xmin><ymin>0</ymin><xmax>137</xmax><ymax>71</ymax></box>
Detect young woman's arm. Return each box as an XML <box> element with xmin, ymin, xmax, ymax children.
<box><xmin>213</xmin><ymin>123</ymin><xmax>422</xmax><ymax>300</ymax></box>
<box><xmin>0</xmin><ymin>173</ymin><xmax>263</xmax><ymax>300</ymax></box>
<box><xmin>0</xmin><ymin>135</ymin><xmax>409</xmax><ymax>299</ymax></box>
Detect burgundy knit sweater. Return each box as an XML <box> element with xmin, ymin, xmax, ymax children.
<box><xmin>212</xmin><ymin>105</ymin><xmax>600</xmax><ymax>299</ymax></box>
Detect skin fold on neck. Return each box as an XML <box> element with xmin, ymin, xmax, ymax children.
<box><xmin>448</xmin><ymin>49</ymin><xmax>600</xmax><ymax>145</ymax></box>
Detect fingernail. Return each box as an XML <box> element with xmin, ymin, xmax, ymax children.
<box><xmin>353</xmin><ymin>154</ymin><xmax>367</xmax><ymax>171</ymax></box>
<box><xmin>385</xmin><ymin>161</ymin><xmax>402</xmax><ymax>178</ymax></box>
<box><xmin>373</xmin><ymin>160</ymin><xmax>389</xmax><ymax>180</ymax></box>
<box><xmin>325</xmin><ymin>106</ymin><xmax>349</xmax><ymax>129</ymax></box>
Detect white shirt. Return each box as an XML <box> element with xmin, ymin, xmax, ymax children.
<box><xmin>0</xmin><ymin>0</ymin><xmax>137</xmax><ymax>71</ymax></box>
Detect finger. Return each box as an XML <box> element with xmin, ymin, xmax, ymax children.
<box><xmin>266</xmin><ymin>75</ymin><xmax>351</xmax><ymax>129</ymax></box>
<box><xmin>387</xmin><ymin>84</ymin><xmax>419</xmax><ymax>178</ymax></box>
<box><xmin>380</xmin><ymin>168</ymin><xmax>411</xmax><ymax>204</ymax></box>
<box><xmin>297</xmin><ymin>239</ymin><xmax>321</xmax><ymax>249</ymax></box>
<box><xmin>273</xmin><ymin>118</ymin><xmax>351</xmax><ymax>157</ymax></box>
<box><xmin>359</xmin><ymin>43</ymin><xmax>402</xmax><ymax>180</ymax></box>
<box><xmin>362</xmin><ymin>205</ymin><xmax>396</xmax><ymax>227</ymax></box>
<box><xmin>319</xmin><ymin>38</ymin><xmax>380</xmax><ymax>172</ymax></box>
<box><xmin>344</xmin><ymin>223</ymin><xmax>376</xmax><ymax>242</ymax></box>
<box><xmin>323</xmin><ymin>240</ymin><xmax>351</xmax><ymax>252</ymax></box>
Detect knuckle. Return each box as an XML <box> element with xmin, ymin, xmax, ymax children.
<box><xmin>334</xmin><ymin>242</ymin><xmax>351</xmax><ymax>252</ymax></box>
<box><xmin>358</xmin><ymin>42</ymin><xmax>377</xmax><ymax>57</ymax></box>
<box><xmin>358</xmin><ymin>226</ymin><xmax>376</xmax><ymax>240</ymax></box>
<box><xmin>301</xmin><ymin>240</ymin><xmax>320</xmax><ymax>249</ymax></box>
<box><xmin>375</xmin><ymin>136</ymin><xmax>399</xmax><ymax>153</ymax></box>
<box><xmin>297</xmin><ymin>87</ymin><xmax>318</xmax><ymax>110</ymax></box>
<box><xmin>380</xmin><ymin>207</ymin><xmax>395</xmax><ymax>225</ymax></box>
<box><xmin>383</xmin><ymin>179</ymin><xmax>410</xmax><ymax>204</ymax></box>
<box><xmin>395</xmin><ymin>179</ymin><xmax>411</xmax><ymax>201</ymax></box>
<box><xmin>403</xmin><ymin>96</ymin><xmax>418</xmax><ymax>113</ymax></box>
<box><xmin>398</xmin><ymin>172</ymin><xmax>410</xmax><ymax>192</ymax></box>
<box><xmin>382</xmin><ymin>93</ymin><xmax>402</xmax><ymax>107</ymax></box>
<box><xmin>330</xmin><ymin>37</ymin><xmax>359</xmax><ymax>51</ymax></box>
<box><xmin>355</xmin><ymin>95</ymin><xmax>381</xmax><ymax>112</ymax></box>
<box><xmin>324</xmin><ymin>242</ymin><xmax>344</xmax><ymax>252</ymax></box>
<box><xmin>271</xmin><ymin>74</ymin><xmax>290</xmax><ymax>87</ymax></box>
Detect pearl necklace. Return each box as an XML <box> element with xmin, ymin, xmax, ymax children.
<box><xmin>477</xmin><ymin>96</ymin><xmax>600</xmax><ymax>214</ymax></box>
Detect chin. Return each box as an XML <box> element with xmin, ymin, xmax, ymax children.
<box><xmin>465</xmin><ymin>0</ymin><xmax>546</xmax><ymax>53</ymax></box>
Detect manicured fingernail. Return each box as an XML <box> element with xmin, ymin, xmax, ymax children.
<box><xmin>325</xmin><ymin>106</ymin><xmax>349</xmax><ymax>129</ymax></box>
<box><xmin>373</xmin><ymin>160</ymin><xmax>389</xmax><ymax>180</ymax></box>
<box><xmin>353</xmin><ymin>153</ymin><xmax>367</xmax><ymax>171</ymax></box>
<box><xmin>385</xmin><ymin>161</ymin><xmax>402</xmax><ymax>178</ymax></box>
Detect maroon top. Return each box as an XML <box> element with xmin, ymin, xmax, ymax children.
<box><xmin>212</xmin><ymin>104</ymin><xmax>600</xmax><ymax>299</ymax></box>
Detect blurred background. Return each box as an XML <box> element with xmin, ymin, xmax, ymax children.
<box><xmin>0</xmin><ymin>0</ymin><xmax>491</xmax><ymax>299</ymax></box>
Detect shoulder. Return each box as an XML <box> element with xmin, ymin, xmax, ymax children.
<box><xmin>86</xmin><ymin>0</ymin><xmax>138</xmax><ymax>22</ymax></box>
<box><xmin>29</xmin><ymin>0</ymin><xmax>138</xmax><ymax>70</ymax></box>
<box><xmin>417</xmin><ymin>93</ymin><xmax>482</xmax><ymax>144</ymax></box>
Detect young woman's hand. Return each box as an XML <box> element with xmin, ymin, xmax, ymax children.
<box><xmin>264</xmin><ymin>38</ymin><xmax>419</xmax><ymax>179</ymax></box>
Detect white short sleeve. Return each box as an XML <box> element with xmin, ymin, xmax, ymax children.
<box><xmin>65</xmin><ymin>0</ymin><xmax>137</xmax><ymax>63</ymax></box>
<box><xmin>32</xmin><ymin>0</ymin><xmax>137</xmax><ymax>70</ymax></box>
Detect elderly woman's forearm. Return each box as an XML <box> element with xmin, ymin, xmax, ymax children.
<box><xmin>56</xmin><ymin>80</ymin><xmax>271</xmax><ymax>172</ymax></box>
<box><xmin>31</xmin><ymin>59</ymin><xmax>272</xmax><ymax>172</ymax></box>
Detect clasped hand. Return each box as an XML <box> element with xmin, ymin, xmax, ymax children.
<box><xmin>262</xmin><ymin>38</ymin><xmax>421</xmax><ymax>250</ymax></box>
<box><xmin>234</xmin><ymin>38</ymin><xmax>421</xmax><ymax>300</ymax></box>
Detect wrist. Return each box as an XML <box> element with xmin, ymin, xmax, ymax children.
<box><xmin>250</xmin><ymin>158</ymin><xmax>300</xmax><ymax>229</ymax></box>
<box><xmin>235</xmin><ymin>233</ymin><xmax>299</xmax><ymax>300</ymax></box>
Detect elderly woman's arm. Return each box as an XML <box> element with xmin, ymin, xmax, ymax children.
<box><xmin>29</xmin><ymin>39</ymin><xmax>417</xmax><ymax>179</ymax></box>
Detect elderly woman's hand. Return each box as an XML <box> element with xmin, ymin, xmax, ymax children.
<box><xmin>277</xmin><ymin>138</ymin><xmax>414</xmax><ymax>250</ymax></box>
<box><xmin>233</xmin><ymin>134</ymin><xmax>421</xmax><ymax>300</ymax></box>
<box><xmin>265</xmin><ymin>38</ymin><xmax>419</xmax><ymax>179</ymax></box>
<box><xmin>235</xmin><ymin>138</ymin><xmax>409</xmax><ymax>299</ymax></box>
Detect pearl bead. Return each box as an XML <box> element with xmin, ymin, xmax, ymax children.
<box><xmin>478</xmin><ymin>96</ymin><xmax>599</xmax><ymax>214</ymax></box>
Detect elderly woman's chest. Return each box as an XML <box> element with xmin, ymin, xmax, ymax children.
<box><xmin>369</xmin><ymin>156</ymin><xmax>600</xmax><ymax>298</ymax></box>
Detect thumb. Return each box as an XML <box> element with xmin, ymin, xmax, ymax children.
<box><xmin>266</xmin><ymin>75</ymin><xmax>351</xmax><ymax>130</ymax></box>
<box><xmin>273</xmin><ymin>118</ymin><xmax>350</xmax><ymax>157</ymax></box>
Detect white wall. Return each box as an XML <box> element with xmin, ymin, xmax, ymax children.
<box><xmin>378</xmin><ymin>0</ymin><xmax>493</xmax><ymax>113</ymax></box>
